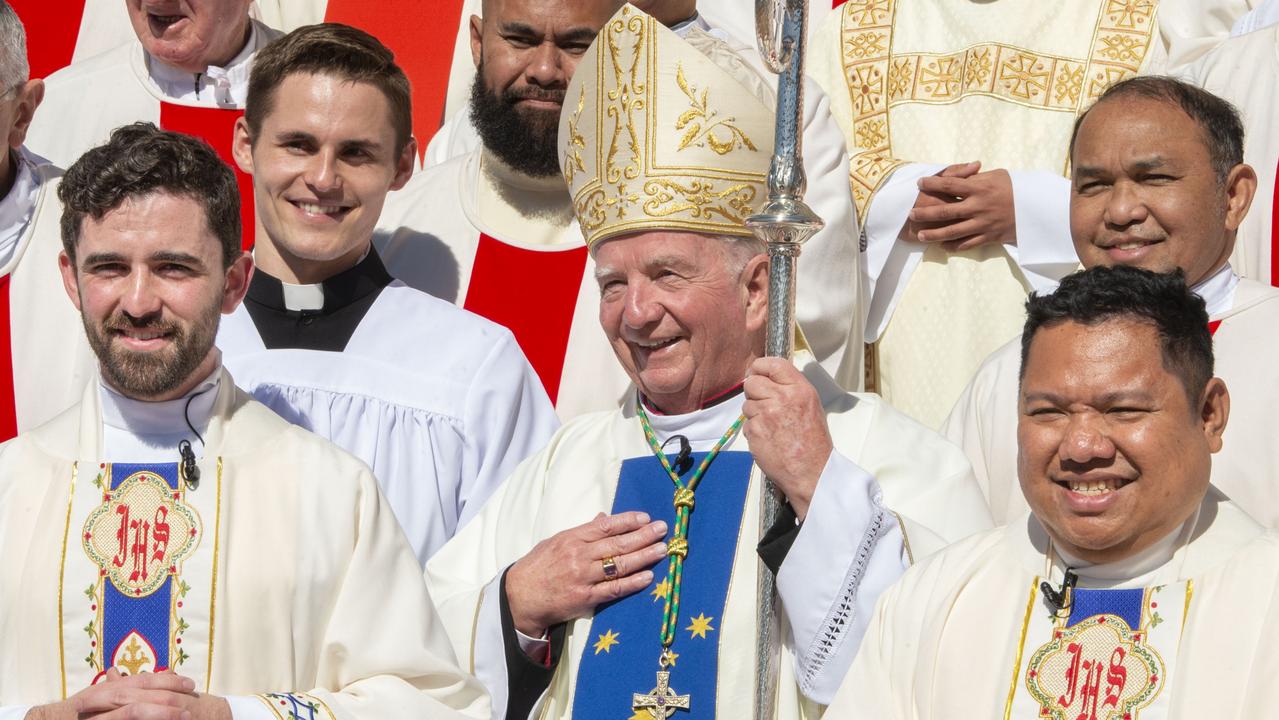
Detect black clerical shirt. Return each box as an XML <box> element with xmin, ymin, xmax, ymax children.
<box><xmin>243</xmin><ymin>250</ymin><xmax>394</xmax><ymax>352</ymax></box>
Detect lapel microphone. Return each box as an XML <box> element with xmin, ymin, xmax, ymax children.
<box><xmin>1041</xmin><ymin>568</ymin><xmax>1078</xmax><ymax>615</ymax></box>
<box><xmin>178</xmin><ymin>439</ymin><xmax>200</xmax><ymax>491</ymax></box>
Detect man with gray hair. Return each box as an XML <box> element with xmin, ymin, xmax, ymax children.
<box><xmin>0</xmin><ymin>2</ymin><xmax>95</xmax><ymax>439</ymax></box>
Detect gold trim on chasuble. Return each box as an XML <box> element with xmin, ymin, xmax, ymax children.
<box><xmin>1004</xmin><ymin>578</ymin><xmax>1190</xmax><ymax>720</ymax></box>
<box><xmin>839</xmin><ymin>0</ymin><xmax>1158</xmax><ymax>220</ymax></box>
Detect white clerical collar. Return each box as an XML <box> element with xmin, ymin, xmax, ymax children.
<box><xmin>1055</xmin><ymin>509</ymin><xmax>1198</xmax><ymax>587</ymax></box>
<box><xmin>144</xmin><ymin>22</ymin><xmax>258</xmax><ymax>107</ymax></box>
<box><xmin>253</xmin><ymin>246</ymin><xmax>373</xmax><ymax>312</ymax></box>
<box><xmin>0</xmin><ymin>147</ymin><xmax>43</xmax><ymax>270</ymax></box>
<box><xmin>1191</xmin><ymin>263</ymin><xmax>1238</xmax><ymax>318</ymax></box>
<box><xmin>99</xmin><ymin>364</ymin><xmax>221</xmax><ymax>462</ymax></box>
<box><xmin>641</xmin><ymin>388</ymin><xmax>746</xmax><ymax>452</ymax></box>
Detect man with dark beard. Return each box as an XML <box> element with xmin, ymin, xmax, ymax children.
<box><xmin>375</xmin><ymin>0</ymin><xmax>864</xmax><ymax>421</ymax></box>
<box><xmin>0</xmin><ymin>122</ymin><xmax>490</xmax><ymax>719</ymax></box>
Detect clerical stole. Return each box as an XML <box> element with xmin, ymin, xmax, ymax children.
<box><xmin>463</xmin><ymin>234</ymin><xmax>589</xmax><ymax>404</ymax></box>
<box><xmin>571</xmin><ymin>451</ymin><xmax>754</xmax><ymax>719</ymax></box>
<box><xmin>59</xmin><ymin>461</ymin><xmax>221</xmax><ymax>692</ymax></box>
<box><xmin>159</xmin><ymin>104</ymin><xmax>255</xmax><ymax>251</ymax></box>
<box><xmin>1006</xmin><ymin>581</ymin><xmax>1191</xmax><ymax>720</ymax></box>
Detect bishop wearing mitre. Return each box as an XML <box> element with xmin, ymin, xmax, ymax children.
<box><xmin>424</xmin><ymin>7</ymin><xmax>992</xmax><ymax>719</ymax></box>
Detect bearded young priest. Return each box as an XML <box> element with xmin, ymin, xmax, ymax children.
<box><xmin>424</xmin><ymin>9</ymin><xmax>993</xmax><ymax>720</ymax></box>
<box><xmin>0</xmin><ymin>124</ymin><xmax>488</xmax><ymax>720</ymax></box>
<box><xmin>827</xmin><ymin>266</ymin><xmax>1279</xmax><ymax>719</ymax></box>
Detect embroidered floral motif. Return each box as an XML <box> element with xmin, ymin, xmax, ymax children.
<box><xmin>674</xmin><ymin>64</ymin><xmax>758</xmax><ymax>155</ymax></box>
<box><xmin>260</xmin><ymin>692</ymin><xmax>335</xmax><ymax>720</ymax></box>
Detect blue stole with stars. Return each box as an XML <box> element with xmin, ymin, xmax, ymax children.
<box><xmin>570</xmin><ymin>450</ymin><xmax>754</xmax><ymax>719</ymax></box>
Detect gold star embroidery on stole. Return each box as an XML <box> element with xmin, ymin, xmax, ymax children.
<box><xmin>686</xmin><ymin>613</ymin><xmax>715</xmax><ymax>639</ymax></box>
<box><xmin>593</xmin><ymin>629</ymin><xmax>621</xmax><ymax>654</ymax></box>
<box><xmin>650</xmin><ymin>578</ymin><xmax>671</xmax><ymax>601</ymax></box>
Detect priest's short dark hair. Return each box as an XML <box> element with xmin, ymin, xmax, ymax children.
<box><xmin>58</xmin><ymin>122</ymin><xmax>241</xmax><ymax>268</ymax></box>
<box><xmin>1019</xmin><ymin>266</ymin><xmax>1214</xmax><ymax>404</ymax></box>
<box><xmin>1070</xmin><ymin>76</ymin><xmax>1245</xmax><ymax>187</ymax></box>
<box><xmin>246</xmin><ymin>23</ymin><xmax>413</xmax><ymax>155</ymax></box>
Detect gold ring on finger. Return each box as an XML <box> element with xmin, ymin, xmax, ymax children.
<box><xmin>601</xmin><ymin>556</ymin><xmax>619</xmax><ymax>580</ymax></box>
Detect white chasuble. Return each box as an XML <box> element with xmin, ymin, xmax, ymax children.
<box><xmin>0</xmin><ymin>371</ymin><xmax>489</xmax><ymax>718</ymax></box>
<box><xmin>808</xmin><ymin>0</ymin><xmax>1164</xmax><ymax>428</ymax></box>
<box><xmin>1181</xmin><ymin>25</ymin><xmax>1279</xmax><ymax>286</ymax></box>
<box><xmin>824</xmin><ymin>493</ymin><xmax>1279</xmax><ymax>719</ymax></box>
<box><xmin>425</xmin><ymin>359</ymin><xmax>993</xmax><ymax>718</ymax></box>
<box><xmin>944</xmin><ymin>275</ymin><xmax>1279</xmax><ymax>527</ymax></box>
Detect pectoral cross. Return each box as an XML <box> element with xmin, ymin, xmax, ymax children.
<box><xmin>632</xmin><ymin>670</ymin><xmax>690</xmax><ymax>718</ymax></box>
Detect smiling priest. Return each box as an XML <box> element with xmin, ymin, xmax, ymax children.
<box><xmin>423</xmin><ymin>8</ymin><xmax>993</xmax><ymax>720</ymax></box>
<box><xmin>826</xmin><ymin>266</ymin><xmax>1279</xmax><ymax>720</ymax></box>
<box><xmin>0</xmin><ymin>124</ymin><xmax>487</xmax><ymax>719</ymax></box>
<box><xmin>217</xmin><ymin>24</ymin><xmax>557</xmax><ymax>565</ymax></box>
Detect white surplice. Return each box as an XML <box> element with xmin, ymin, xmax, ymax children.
<box><xmin>425</xmin><ymin>357</ymin><xmax>993</xmax><ymax>718</ymax></box>
<box><xmin>218</xmin><ymin>272</ymin><xmax>560</xmax><ymax>564</ymax></box>
<box><xmin>943</xmin><ymin>270</ymin><xmax>1279</xmax><ymax>527</ymax></box>
<box><xmin>1</xmin><ymin>149</ymin><xmax>97</xmax><ymax>433</ymax></box>
<box><xmin>25</xmin><ymin>19</ymin><xmax>281</xmax><ymax>170</ymax></box>
<box><xmin>1180</xmin><ymin>25</ymin><xmax>1279</xmax><ymax>285</ymax></box>
<box><xmin>824</xmin><ymin>490</ymin><xmax>1279</xmax><ymax>719</ymax></box>
<box><xmin>0</xmin><ymin>369</ymin><xmax>489</xmax><ymax>719</ymax></box>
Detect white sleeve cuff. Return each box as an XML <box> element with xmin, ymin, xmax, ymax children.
<box><xmin>0</xmin><ymin>706</ymin><xmax>31</xmax><ymax>720</ymax></box>
<box><xmin>1002</xmin><ymin>170</ymin><xmax>1077</xmax><ymax>292</ymax></box>
<box><xmin>227</xmin><ymin>695</ymin><xmax>276</xmax><ymax>720</ymax></box>
<box><xmin>515</xmin><ymin>627</ymin><xmax>551</xmax><ymax>660</ymax></box>
<box><xmin>776</xmin><ymin>451</ymin><xmax>908</xmax><ymax>704</ymax></box>
<box><xmin>862</xmin><ymin>162</ymin><xmax>946</xmax><ymax>342</ymax></box>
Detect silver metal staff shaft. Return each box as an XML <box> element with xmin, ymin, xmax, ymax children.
<box><xmin>746</xmin><ymin>1</ymin><xmax>824</xmax><ymax>718</ymax></box>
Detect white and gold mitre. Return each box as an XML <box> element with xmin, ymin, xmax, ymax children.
<box><xmin>559</xmin><ymin>4</ymin><xmax>775</xmax><ymax>247</ymax></box>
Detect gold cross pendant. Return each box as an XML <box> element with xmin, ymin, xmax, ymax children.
<box><xmin>632</xmin><ymin>670</ymin><xmax>691</xmax><ymax>718</ymax></box>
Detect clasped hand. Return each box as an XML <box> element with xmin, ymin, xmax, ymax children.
<box><xmin>28</xmin><ymin>668</ymin><xmax>230</xmax><ymax>720</ymax></box>
<box><xmin>908</xmin><ymin>161</ymin><xmax>1017</xmax><ymax>250</ymax></box>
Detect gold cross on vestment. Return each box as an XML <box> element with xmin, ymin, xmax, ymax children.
<box><xmin>632</xmin><ymin>670</ymin><xmax>690</xmax><ymax>718</ymax></box>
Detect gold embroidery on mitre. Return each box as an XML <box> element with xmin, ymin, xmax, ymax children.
<box><xmin>560</xmin><ymin>4</ymin><xmax>772</xmax><ymax>246</ymax></box>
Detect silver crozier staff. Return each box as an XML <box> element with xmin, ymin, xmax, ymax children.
<box><xmin>746</xmin><ymin>1</ymin><xmax>825</xmax><ymax>718</ymax></box>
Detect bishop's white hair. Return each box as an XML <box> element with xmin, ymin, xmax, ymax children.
<box><xmin>0</xmin><ymin>2</ymin><xmax>29</xmax><ymax>92</ymax></box>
